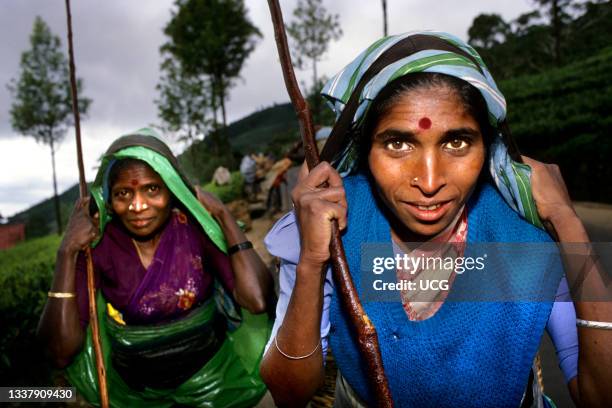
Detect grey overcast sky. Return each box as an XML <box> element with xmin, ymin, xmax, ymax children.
<box><xmin>0</xmin><ymin>0</ymin><xmax>534</xmax><ymax>217</ymax></box>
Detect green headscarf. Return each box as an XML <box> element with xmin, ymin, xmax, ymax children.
<box><xmin>90</xmin><ymin>128</ymin><xmax>227</xmax><ymax>253</ymax></box>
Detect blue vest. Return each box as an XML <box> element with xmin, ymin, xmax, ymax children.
<box><xmin>330</xmin><ymin>174</ymin><xmax>563</xmax><ymax>407</ymax></box>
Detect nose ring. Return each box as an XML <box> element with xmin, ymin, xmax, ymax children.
<box><xmin>411</xmin><ymin>177</ymin><xmax>419</xmax><ymax>185</ymax></box>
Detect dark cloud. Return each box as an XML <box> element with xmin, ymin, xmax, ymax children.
<box><xmin>0</xmin><ymin>1</ymin><xmax>175</xmax><ymax>138</ymax></box>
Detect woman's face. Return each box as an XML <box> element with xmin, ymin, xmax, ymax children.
<box><xmin>368</xmin><ymin>86</ymin><xmax>485</xmax><ymax>240</ymax></box>
<box><xmin>110</xmin><ymin>161</ymin><xmax>172</xmax><ymax>238</ymax></box>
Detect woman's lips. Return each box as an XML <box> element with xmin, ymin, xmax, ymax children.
<box><xmin>402</xmin><ymin>200</ymin><xmax>452</xmax><ymax>222</ymax></box>
<box><xmin>129</xmin><ymin>217</ymin><xmax>154</xmax><ymax>228</ymax></box>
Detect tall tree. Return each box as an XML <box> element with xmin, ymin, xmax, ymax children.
<box><xmin>161</xmin><ymin>0</ymin><xmax>261</xmax><ymax>129</ymax></box>
<box><xmin>533</xmin><ymin>0</ymin><xmax>573</xmax><ymax>64</ymax></box>
<box><xmin>512</xmin><ymin>10</ymin><xmax>543</xmax><ymax>36</ymax></box>
<box><xmin>7</xmin><ymin>16</ymin><xmax>90</xmax><ymax>235</ymax></box>
<box><xmin>468</xmin><ymin>13</ymin><xmax>510</xmax><ymax>49</ymax></box>
<box><xmin>156</xmin><ymin>57</ymin><xmax>212</xmax><ymax>169</ymax></box>
<box><xmin>287</xmin><ymin>0</ymin><xmax>343</xmax><ymax>90</ymax></box>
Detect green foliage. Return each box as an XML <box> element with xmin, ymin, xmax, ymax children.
<box><xmin>8</xmin><ymin>16</ymin><xmax>90</xmax><ymax>145</ymax></box>
<box><xmin>469</xmin><ymin>1</ymin><xmax>612</xmax><ymax>79</ymax></box>
<box><xmin>563</xmin><ymin>1</ymin><xmax>612</xmax><ymax>62</ymax></box>
<box><xmin>156</xmin><ymin>57</ymin><xmax>212</xmax><ymax>148</ymax></box>
<box><xmin>201</xmin><ymin>171</ymin><xmax>244</xmax><ymax>203</ymax></box>
<box><xmin>0</xmin><ymin>235</ymin><xmax>61</xmax><ymax>385</ymax></box>
<box><xmin>7</xmin><ymin>16</ymin><xmax>90</xmax><ymax>235</ymax></box>
<box><xmin>501</xmin><ymin>47</ymin><xmax>612</xmax><ymax>201</ymax></box>
<box><xmin>288</xmin><ymin>0</ymin><xmax>342</xmax><ymax>88</ymax></box>
<box><xmin>161</xmin><ymin>0</ymin><xmax>261</xmax><ymax>128</ymax></box>
<box><xmin>468</xmin><ymin>13</ymin><xmax>510</xmax><ymax>49</ymax></box>
<box><xmin>179</xmin><ymin>139</ymin><xmax>237</xmax><ymax>184</ymax></box>
<box><xmin>464</xmin><ymin>1</ymin><xmax>611</xmax><ymax>202</ymax></box>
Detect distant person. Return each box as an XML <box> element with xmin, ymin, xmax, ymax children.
<box><xmin>240</xmin><ymin>153</ymin><xmax>258</xmax><ymax>201</ymax></box>
<box><xmin>265</xmin><ymin>158</ymin><xmax>293</xmax><ymax>216</ymax></box>
<box><xmin>38</xmin><ymin>129</ymin><xmax>273</xmax><ymax>407</ymax></box>
<box><xmin>260</xmin><ymin>32</ymin><xmax>612</xmax><ymax>407</ymax></box>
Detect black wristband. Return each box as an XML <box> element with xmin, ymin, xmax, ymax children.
<box><xmin>227</xmin><ymin>241</ymin><xmax>253</xmax><ymax>255</ymax></box>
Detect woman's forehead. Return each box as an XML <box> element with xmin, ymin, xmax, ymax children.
<box><xmin>376</xmin><ymin>89</ymin><xmax>474</xmax><ymax>129</ymax></box>
<box><xmin>112</xmin><ymin>161</ymin><xmax>163</xmax><ymax>185</ymax></box>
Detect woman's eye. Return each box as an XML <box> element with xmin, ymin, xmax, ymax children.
<box><xmin>116</xmin><ymin>189</ymin><xmax>129</xmax><ymax>197</ymax></box>
<box><xmin>148</xmin><ymin>185</ymin><xmax>160</xmax><ymax>193</ymax></box>
<box><xmin>444</xmin><ymin>139</ymin><xmax>469</xmax><ymax>150</ymax></box>
<box><xmin>385</xmin><ymin>140</ymin><xmax>411</xmax><ymax>152</ymax></box>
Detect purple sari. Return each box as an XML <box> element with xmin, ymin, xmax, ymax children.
<box><xmin>75</xmin><ymin>209</ymin><xmax>234</xmax><ymax>326</ymax></box>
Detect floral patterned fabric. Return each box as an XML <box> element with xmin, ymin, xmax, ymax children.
<box><xmin>75</xmin><ymin>209</ymin><xmax>235</xmax><ymax>326</ymax></box>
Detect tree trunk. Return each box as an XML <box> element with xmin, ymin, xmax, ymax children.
<box><xmin>49</xmin><ymin>137</ymin><xmax>63</xmax><ymax>235</ymax></box>
<box><xmin>312</xmin><ymin>58</ymin><xmax>317</xmax><ymax>92</ymax></box>
<box><xmin>220</xmin><ymin>90</ymin><xmax>227</xmax><ymax>129</ymax></box>
<box><xmin>551</xmin><ymin>0</ymin><xmax>561</xmax><ymax>65</ymax></box>
<box><xmin>382</xmin><ymin>0</ymin><xmax>388</xmax><ymax>36</ymax></box>
<box><xmin>210</xmin><ymin>80</ymin><xmax>219</xmax><ymax>129</ymax></box>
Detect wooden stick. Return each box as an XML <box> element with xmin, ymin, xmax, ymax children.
<box><xmin>64</xmin><ymin>2</ymin><xmax>109</xmax><ymax>407</ymax></box>
<box><xmin>266</xmin><ymin>1</ymin><xmax>393</xmax><ymax>406</ymax></box>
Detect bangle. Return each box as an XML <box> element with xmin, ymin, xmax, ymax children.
<box><xmin>274</xmin><ymin>335</ymin><xmax>321</xmax><ymax>360</ymax></box>
<box><xmin>576</xmin><ymin>318</ymin><xmax>612</xmax><ymax>330</ymax></box>
<box><xmin>228</xmin><ymin>241</ymin><xmax>253</xmax><ymax>255</ymax></box>
<box><xmin>48</xmin><ymin>291</ymin><xmax>76</xmax><ymax>298</ymax></box>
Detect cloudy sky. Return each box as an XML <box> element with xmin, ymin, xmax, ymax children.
<box><xmin>0</xmin><ymin>0</ymin><xmax>534</xmax><ymax>217</ymax></box>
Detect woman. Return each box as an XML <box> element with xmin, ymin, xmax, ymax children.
<box><xmin>259</xmin><ymin>32</ymin><xmax>612</xmax><ymax>407</ymax></box>
<box><xmin>38</xmin><ymin>128</ymin><xmax>273</xmax><ymax>407</ymax></box>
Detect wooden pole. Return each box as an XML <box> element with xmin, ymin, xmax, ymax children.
<box><xmin>64</xmin><ymin>1</ymin><xmax>109</xmax><ymax>407</ymax></box>
<box><xmin>266</xmin><ymin>1</ymin><xmax>393</xmax><ymax>406</ymax></box>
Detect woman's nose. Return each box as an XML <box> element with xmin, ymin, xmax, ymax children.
<box><xmin>129</xmin><ymin>194</ymin><xmax>149</xmax><ymax>212</ymax></box>
<box><xmin>409</xmin><ymin>152</ymin><xmax>446</xmax><ymax>195</ymax></box>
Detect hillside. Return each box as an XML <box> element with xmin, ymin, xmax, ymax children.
<box><xmin>177</xmin><ymin>102</ymin><xmax>299</xmax><ymax>183</ymax></box>
<box><xmin>225</xmin><ymin>102</ymin><xmax>298</xmax><ymax>153</ymax></box>
<box><xmin>500</xmin><ymin>47</ymin><xmax>612</xmax><ymax>202</ymax></box>
<box><xmin>8</xmin><ymin>183</ymin><xmax>88</xmax><ymax>238</ymax></box>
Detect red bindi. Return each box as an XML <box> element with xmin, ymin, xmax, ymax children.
<box><xmin>418</xmin><ymin>117</ymin><xmax>432</xmax><ymax>130</ymax></box>
<box><xmin>130</xmin><ymin>179</ymin><xmax>139</xmax><ymax>187</ymax></box>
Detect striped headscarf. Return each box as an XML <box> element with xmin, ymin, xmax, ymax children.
<box><xmin>319</xmin><ymin>31</ymin><xmax>543</xmax><ymax>228</ymax></box>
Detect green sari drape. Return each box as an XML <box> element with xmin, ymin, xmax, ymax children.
<box><xmin>66</xmin><ymin>293</ymin><xmax>270</xmax><ymax>407</ymax></box>
<box><xmin>66</xmin><ymin>129</ymin><xmax>271</xmax><ymax>407</ymax></box>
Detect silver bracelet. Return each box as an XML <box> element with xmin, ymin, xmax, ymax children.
<box><xmin>274</xmin><ymin>335</ymin><xmax>321</xmax><ymax>360</ymax></box>
<box><xmin>576</xmin><ymin>318</ymin><xmax>612</xmax><ymax>330</ymax></box>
